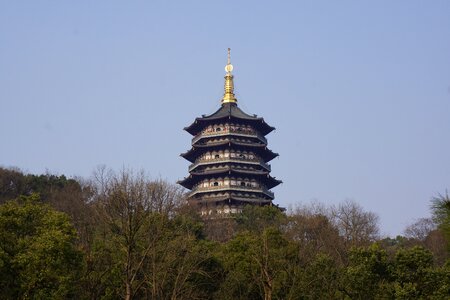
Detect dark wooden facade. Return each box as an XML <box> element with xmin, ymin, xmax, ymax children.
<box><xmin>178</xmin><ymin>51</ymin><xmax>281</xmax><ymax>217</ymax></box>
<box><xmin>179</xmin><ymin>102</ymin><xmax>281</xmax><ymax>217</ymax></box>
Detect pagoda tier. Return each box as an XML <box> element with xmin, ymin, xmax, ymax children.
<box><xmin>180</xmin><ymin>139</ymin><xmax>279</xmax><ymax>163</ymax></box>
<box><xmin>184</xmin><ymin>102</ymin><xmax>275</xmax><ymax>136</ymax></box>
<box><xmin>178</xmin><ymin>49</ymin><xmax>281</xmax><ymax>217</ymax></box>
<box><xmin>179</xmin><ymin>167</ymin><xmax>282</xmax><ymax>190</ymax></box>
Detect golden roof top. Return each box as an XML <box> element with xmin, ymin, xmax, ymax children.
<box><xmin>221</xmin><ymin>48</ymin><xmax>237</xmax><ymax>104</ymax></box>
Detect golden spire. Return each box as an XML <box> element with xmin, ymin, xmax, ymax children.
<box><xmin>221</xmin><ymin>48</ymin><xmax>237</xmax><ymax>104</ymax></box>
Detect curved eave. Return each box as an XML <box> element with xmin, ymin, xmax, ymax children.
<box><xmin>185</xmin><ymin>119</ymin><xmax>274</xmax><ymax>136</ymax></box>
<box><xmin>188</xmin><ymin>187</ymin><xmax>274</xmax><ymax>200</ymax></box>
<box><xmin>192</xmin><ymin>168</ymin><xmax>269</xmax><ymax>176</ymax></box>
<box><xmin>178</xmin><ymin>168</ymin><xmax>281</xmax><ymax>190</ymax></box>
<box><xmin>190</xmin><ymin>170</ymin><xmax>281</xmax><ymax>189</ymax></box>
<box><xmin>181</xmin><ymin>141</ymin><xmax>279</xmax><ymax>162</ymax></box>
<box><xmin>188</xmin><ymin>195</ymin><xmax>272</xmax><ymax>205</ymax></box>
<box><xmin>184</xmin><ymin>103</ymin><xmax>275</xmax><ymax>136</ymax></box>
<box><xmin>177</xmin><ymin>178</ymin><xmax>192</xmax><ymax>189</ymax></box>
<box><xmin>192</xmin><ymin>131</ymin><xmax>268</xmax><ymax>146</ymax></box>
<box><xmin>194</xmin><ymin>140</ymin><xmax>266</xmax><ymax>148</ymax></box>
<box><xmin>180</xmin><ymin>177</ymin><xmax>281</xmax><ymax>191</ymax></box>
<box><xmin>180</xmin><ymin>150</ymin><xmax>196</xmax><ymax>163</ymax></box>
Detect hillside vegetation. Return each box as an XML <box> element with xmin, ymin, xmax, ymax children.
<box><xmin>0</xmin><ymin>167</ymin><xmax>449</xmax><ymax>299</ymax></box>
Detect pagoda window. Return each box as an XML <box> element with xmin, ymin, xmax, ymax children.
<box><xmin>215</xmin><ymin>154</ymin><xmax>220</xmax><ymax>159</ymax></box>
<box><xmin>213</xmin><ymin>182</ymin><xmax>219</xmax><ymax>187</ymax></box>
<box><xmin>240</xmin><ymin>182</ymin><xmax>246</xmax><ymax>187</ymax></box>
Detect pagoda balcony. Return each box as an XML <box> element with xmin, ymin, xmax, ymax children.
<box><xmin>194</xmin><ymin>139</ymin><xmax>266</xmax><ymax>148</ymax></box>
<box><xmin>188</xmin><ymin>157</ymin><xmax>271</xmax><ymax>172</ymax></box>
<box><xmin>188</xmin><ymin>184</ymin><xmax>274</xmax><ymax>199</ymax></box>
<box><xmin>192</xmin><ymin>127</ymin><xmax>267</xmax><ymax>145</ymax></box>
<box><xmin>191</xmin><ymin>166</ymin><xmax>268</xmax><ymax>176</ymax></box>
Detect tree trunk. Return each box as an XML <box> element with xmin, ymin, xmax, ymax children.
<box><xmin>125</xmin><ymin>282</ymin><xmax>132</xmax><ymax>300</ymax></box>
<box><xmin>264</xmin><ymin>285</ymin><xmax>272</xmax><ymax>300</ymax></box>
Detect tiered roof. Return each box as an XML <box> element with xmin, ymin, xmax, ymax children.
<box><xmin>178</xmin><ymin>49</ymin><xmax>281</xmax><ymax>211</ymax></box>
<box><xmin>184</xmin><ymin>102</ymin><xmax>275</xmax><ymax>136</ymax></box>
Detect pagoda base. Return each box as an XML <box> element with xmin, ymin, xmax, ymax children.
<box><xmin>188</xmin><ymin>196</ymin><xmax>274</xmax><ymax>218</ymax></box>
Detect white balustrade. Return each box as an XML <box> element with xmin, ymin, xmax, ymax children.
<box><xmin>188</xmin><ymin>184</ymin><xmax>274</xmax><ymax>198</ymax></box>
<box><xmin>192</xmin><ymin>127</ymin><xmax>267</xmax><ymax>144</ymax></box>
<box><xmin>188</xmin><ymin>157</ymin><xmax>271</xmax><ymax>172</ymax></box>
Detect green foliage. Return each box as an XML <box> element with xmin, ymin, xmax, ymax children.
<box><xmin>235</xmin><ymin>204</ymin><xmax>286</xmax><ymax>233</ymax></box>
<box><xmin>293</xmin><ymin>254</ymin><xmax>340</xmax><ymax>299</ymax></box>
<box><xmin>0</xmin><ymin>194</ymin><xmax>83</xmax><ymax>299</ymax></box>
<box><xmin>0</xmin><ymin>167</ymin><xmax>81</xmax><ymax>204</ymax></box>
<box><xmin>431</xmin><ymin>192</ymin><xmax>450</xmax><ymax>250</ymax></box>
<box><xmin>1</xmin><ymin>169</ymin><xmax>449</xmax><ymax>299</ymax></box>
<box><xmin>342</xmin><ymin>244</ymin><xmax>391</xmax><ymax>299</ymax></box>
<box><xmin>392</xmin><ymin>246</ymin><xmax>436</xmax><ymax>298</ymax></box>
<box><xmin>216</xmin><ymin>227</ymin><xmax>299</xmax><ymax>300</ymax></box>
<box><xmin>84</xmin><ymin>198</ymin><xmax>220</xmax><ymax>299</ymax></box>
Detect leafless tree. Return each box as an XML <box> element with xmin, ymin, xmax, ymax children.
<box><xmin>90</xmin><ymin>167</ymin><xmax>208</xmax><ymax>300</ymax></box>
<box><xmin>286</xmin><ymin>202</ymin><xmax>345</xmax><ymax>264</ymax></box>
<box><xmin>403</xmin><ymin>217</ymin><xmax>449</xmax><ymax>265</ymax></box>
<box><xmin>404</xmin><ymin>218</ymin><xmax>436</xmax><ymax>241</ymax></box>
<box><xmin>330</xmin><ymin>200</ymin><xmax>380</xmax><ymax>247</ymax></box>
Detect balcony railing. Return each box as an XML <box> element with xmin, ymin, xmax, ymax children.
<box><xmin>195</xmin><ymin>139</ymin><xmax>265</xmax><ymax>148</ymax></box>
<box><xmin>191</xmin><ymin>165</ymin><xmax>267</xmax><ymax>175</ymax></box>
<box><xmin>188</xmin><ymin>157</ymin><xmax>271</xmax><ymax>172</ymax></box>
<box><xmin>192</xmin><ymin>127</ymin><xmax>267</xmax><ymax>144</ymax></box>
<box><xmin>188</xmin><ymin>184</ymin><xmax>274</xmax><ymax>198</ymax></box>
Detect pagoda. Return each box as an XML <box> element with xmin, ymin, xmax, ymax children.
<box><xmin>178</xmin><ymin>49</ymin><xmax>281</xmax><ymax>217</ymax></box>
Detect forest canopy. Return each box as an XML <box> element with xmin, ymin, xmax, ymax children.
<box><xmin>0</xmin><ymin>166</ymin><xmax>449</xmax><ymax>299</ymax></box>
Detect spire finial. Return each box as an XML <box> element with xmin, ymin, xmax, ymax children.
<box><xmin>222</xmin><ymin>48</ymin><xmax>237</xmax><ymax>104</ymax></box>
<box><xmin>224</xmin><ymin>48</ymin><xmax>234</xmax><ymax>74</ymax></box>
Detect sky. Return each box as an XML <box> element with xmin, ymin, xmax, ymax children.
<box><xmin>1</xmin><ymin>1</ymin><xmax>449</xmax><ymax>236</ymax></box>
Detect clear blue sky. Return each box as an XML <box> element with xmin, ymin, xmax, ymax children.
<box><xmin>1</xmin><ymin>1</ymin><xmax>449</xmax><ymax>236</ymax></box>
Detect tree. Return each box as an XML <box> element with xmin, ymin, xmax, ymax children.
<box><xmin>92</xmin><ymin>169</ymin><xmax>181</xmax><ymax>300</ymax></box>
<box><xmin>0</xmin><ymin>167</ymin><xmax>83</xmax><ymax>205</ymax></box>
<box><xmin>216</xmin><ymin>228</ymin><xmax>298</xmax><ymax>300</ymax></box>
<box><xmin>331</xmin><ymin>200</ymin><xmax>380</xmax><ymax>248</ymax></box>
<box><xmin>404</xmin><ymin>218</ymin><xmax>436</xmax><ymax>242</ymax></box>
<box><xmin>341</xmin><ymin>244</ymin><xmax>391</xmax><ymax>299</ymax></box>
<box><xmin>298</xmin><ymin>254</ymin><xmax>340</xmax><ymax>299</ymax></box>
<box><xmin>236</xmin><ymin>205</ymin><xmax>286</xmax><ymax>233</ymax></box>
<box><xmin>403</xmin><ymin>217</ymin><xmax>448</xmax><ymax>265</ymax></box>
<box><xmin>0</xmin><ymin>194</ymin><xmax>82</xmax><ymax>299</ymax></box>
<box><xmin>86</xmin><ymin>168</ymin><xmax>219</xmax><ymax>300</ymax></box>
<box><xmin>0</xmin><ymin>167</ymin><xmax>26</xmax><ymax>203</ymax></box>
<box><xmin>392</xmin><ymin>246</ymin><xmax>436</xmax><ymax>298</ymax></box>
<box><xmin>431</xmin><ymin>192</ymin><xmax>450</xmax><ymax>250</ymax></box>
<box><xmin>285</xmin><ymin>205</ymin><xmax>345</xmax><ymax>265</ymax></box>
